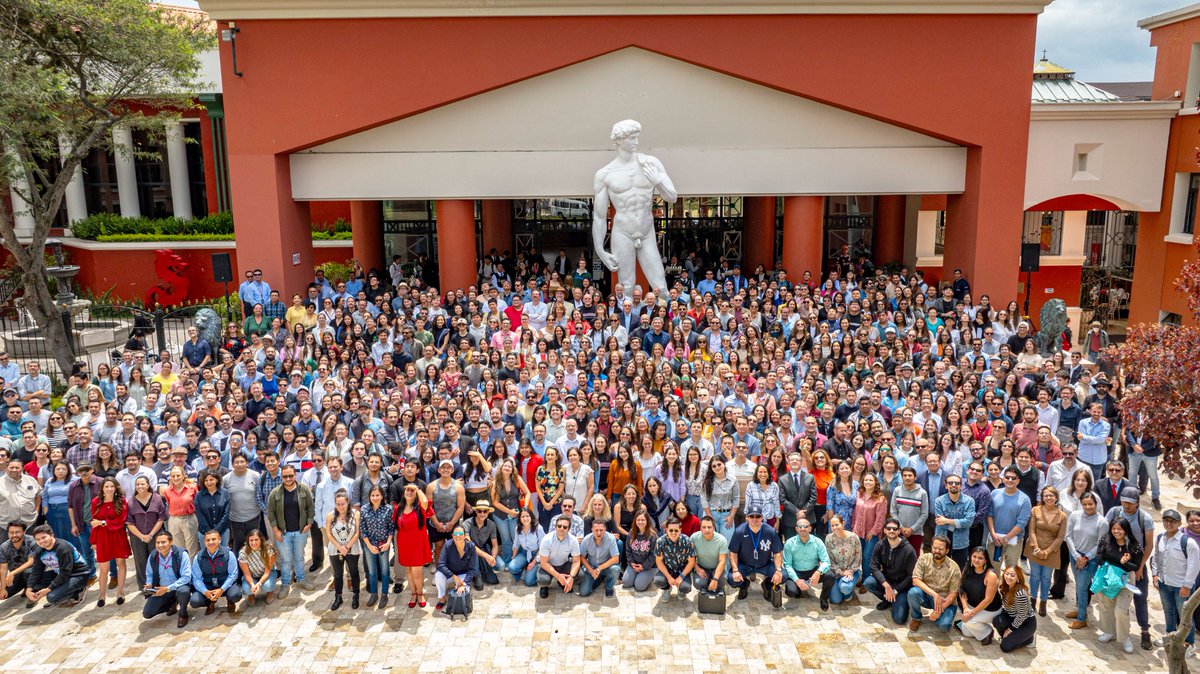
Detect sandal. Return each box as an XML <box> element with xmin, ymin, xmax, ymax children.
<box><xmin>418</xmin><ymin>593</ymin><xmax>428</xmax><ymax>608</ymax></box>
<box><xmin>408</xmin><ymin>592</ymin><xmax>417</xmax><ymax>609</ymax></box>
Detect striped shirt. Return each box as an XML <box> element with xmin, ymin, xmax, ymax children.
<box><xmin>1003</xmin><ymin>588</ymin><xmax>1034</xmax><ymax>628</ymax></box>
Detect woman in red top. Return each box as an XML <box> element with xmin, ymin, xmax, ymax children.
<box><xmin>394</xmin><ymin>482</ymin><xmax>433</xmax><ymax>609</ymax></box>
<box><xmin>515</xmin><ymin>439</ymin><xmax>543</xmax><ymax>495</ymax></box>
<box><xmin>672</xmin><ymin>500</ymin><xmax>701</xmax><ymax>536</ymax></box>
<box><xmin>91</xmin><ymin>478</ymin><xmax>132</xmax><ymax>607</ymax></box>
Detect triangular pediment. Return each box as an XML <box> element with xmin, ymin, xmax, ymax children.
<box><xmin>291</xmin><ymin>47</ymin><xmax>965</xmax><ymax>199</ymax></box>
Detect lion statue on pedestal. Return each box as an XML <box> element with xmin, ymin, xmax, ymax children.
<box><xmin>1037</xmin><ymin>299</ymin><xmax>1069</xmax><ymax>356</ymax></box>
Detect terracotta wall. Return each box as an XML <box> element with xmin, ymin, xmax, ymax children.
<box><xmin>309</xmin><ymin>201</ymin><xmax>352</xmax><ymax>227</ymax></box>
<box><xmin>65</xmin><ymin>242</ymin><xmax>352</xmax><ymax>305</ymax></box>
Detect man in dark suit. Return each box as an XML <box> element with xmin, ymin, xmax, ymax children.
<box><xmin>1093</xmin><ymin>460</ymin><xmax>1129</xmax><ymax>515</ymax></box>
<box><xmin>778</xmin><ymin>452</ymin><xmax>817</xmax><ymax>540</ymax></box>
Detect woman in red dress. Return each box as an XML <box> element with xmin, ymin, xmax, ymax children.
<box><xmin>394</xmin><ymin>482</ymin><xmax>433</xmax><ymax>609</ymax></box>
<box><xmin>91</xmin><ymin>478</ymin><xmax>132</xmax><ymax>607</ymax></box>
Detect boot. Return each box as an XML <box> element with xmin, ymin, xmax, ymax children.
<box><xmin>1038</xmin><ymin>600</ymin><xmax>1046</xmax><ymax>617</ymax></box>
<box><xmin>330</xmin><ymin>595</ymin><xmax>343</xmax><ymax>611</ymax></box>
<box><xmin>351</xmin><ymin>593</ymin><xmax>360</xmax><ymax>610</ymax></box>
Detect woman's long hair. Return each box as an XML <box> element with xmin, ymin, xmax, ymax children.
<box><xmin>998</xmin><ymin>563</ymin><xmax>1028</xmax><ymax>608</ymax></box>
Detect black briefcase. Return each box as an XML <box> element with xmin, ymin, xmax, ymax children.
<box><xmin>697</xmin><ymin>589</ymin><xmax>726</xmax><ymax>615</ymax></box>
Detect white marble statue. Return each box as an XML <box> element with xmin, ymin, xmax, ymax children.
<box><xmin>592</xmin><ymin>120</ymin><xmax>676</xmax><ymax>300</ymax></box>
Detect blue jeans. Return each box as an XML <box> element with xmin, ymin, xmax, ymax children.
<box><xmin>685</xmin><ymin>494</ymin><xmax>702</xmax><ymax>518</ymax></box>
<box><xmin>711</xmin><ymin>509</ymin><xmax>734</xmax><ymax>542</ymax></box>
<box><xmin>1072</xmin><ymin>557</ymin><xmax>1099</xmax><ymax>621</ymax></box>
<box><xmin>278</xmin><ymin>530</ymin><xmax>309</xmax><ymax>585</ymax></box>
<box><xmin>75</xmin><ymin>523</ymin><xmax>97</xmax><ymax>577</ymax></box>
<box><xmin>44</xmin><ymin>504</ymin><xmax>73</xmax><ymax>544</ymax></box>
<box><xmin>41</xmin><ymin>573</ymin><xmax>88</xmax><ymax>605</ymax></box>
<box><xmin>241</xmin><ymin>571</ymin><xmax>278</xmax><ymax>597</ymax></box>
<box><xmin>1128</xmin><ymin>452</ymin><xmax>1160</xmax><ymax>500</ymax></box>
<box><xmin>508</xmin><ymin>549</ymin><xmax>539</xmax><ymax>586</ymax></box>
<box><xmin>494</xmin><ymin>515</ymin><xmax>516</xmax><ymax>566</ymax></box>
<box><xmin>1028</xmin><ymin>560</ymin><xmax>1054</xmax><ymax>601</ymax></box>
<box><xmin>578</xmin><ymin>566</ymin><xmax>619</xmax><ymax>596</ymax></box>
<box><xmin>863</xmin><ymin>576</ymin><xmax>908</xmax><ymax>624</ymax></box>
<box><xmin>860</xmin><ymin>536</ymin><xmax>878</xmax><ymax>581</ymax></box>
<box><xmin>364</xmin><ymin>547</ymin><xmax>392</xmax><ymax>595</ymax></box>
<box><xmin>906</xmin><ymin>587</ymin><xmax>959</xmax><ymax>630</ymax></box>
<box><xmin>829</xmin><ymin>570</ymin><xmax>861</xmax><ymax>604</ymax></box>
<box><xmin>1160</xmin><ymin>584</ymin><xmax>1196</xmax><ymax>644</ymax></box>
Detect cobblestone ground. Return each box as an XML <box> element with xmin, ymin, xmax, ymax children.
<box><xmin>1</xmin><ymin>478</ymin><xmax>1191</xmax><ymax>674</ymax></box>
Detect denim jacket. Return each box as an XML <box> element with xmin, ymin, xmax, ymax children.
<box><xmin>933</xmin><ymin>492</ymin><xmax>976</xmax><ymax>550</ymax></box>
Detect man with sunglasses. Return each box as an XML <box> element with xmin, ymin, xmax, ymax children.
<box><xmin>728</xmin><ymin>505</ymin><xmax>784</xmax><ymax>602</ymax></box>
<box><xmin>537</xmin><ymin>515</ymin><xmax>581</xmax><ymax>599</ymax></box>
<box><xmin>987</xmin><ymin>467</ymin><xmax>1031</xmax><ymax>570</ymax></box>
<box><xmin>266</xmin><ymin>465</ymin><xmax>315</xmax><ymax>596</ymax></box>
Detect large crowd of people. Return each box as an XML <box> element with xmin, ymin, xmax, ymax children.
<box><xmin>0</xmin><ymin>248</ymin><xmax>1188</xmax><ymax>658</ymax></box>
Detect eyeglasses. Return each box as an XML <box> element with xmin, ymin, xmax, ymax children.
<box><xmin>967</xmin><ymin>467</ymin><xmax>982</xmax><ymax>473</ymax></box>
<box><xmin>555</xmin><ymin>524</ymin><xmax>570</xmax><ymax>530</ymax></box>
<box><xmin>884</xmin><ymin>525</ymin><xmax>899</xmax><ymax>532</ymax></box>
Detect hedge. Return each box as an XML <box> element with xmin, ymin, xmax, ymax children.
<box><xmin>95</xmin><ymin>233</ymin><xmax>236</xmax><ymax>242</ymax></box>
<box><xmin>73</xmin><ymin>214</ymin><xmax>352</xmax><ymax>240</ymax></box>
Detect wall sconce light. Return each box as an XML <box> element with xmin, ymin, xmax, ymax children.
<box><xmin>220</xmin><ymin>23</ymin><xmax>243</xmax><ymax>78</ymax></box>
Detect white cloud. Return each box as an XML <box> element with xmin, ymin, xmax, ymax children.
<box><xmin>1036</xmin><ymin>0</ymin><xmax>1183</xmax><ymax>82</ymax></box>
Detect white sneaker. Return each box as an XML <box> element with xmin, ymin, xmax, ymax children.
<box><xmin>1187</xmin><ymin>645</ymin><xmax>1196</xmax><ymax>658</ymax></box>
<box><xmin>1153</xmin><ymin>637</ymin><xmax>1164</xmax><ymax>647</ymax></box>
<box><xmin>1098</xmin><ymin>633</ymin><xmax>1115</xmax><ymax>643</ymax></box>
<box><xmin>1124</xmin><ymin>639</ymin><xmax>1135</xmax><ymax>654</ymax></box>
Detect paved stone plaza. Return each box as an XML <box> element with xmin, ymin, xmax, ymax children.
<box><xmin>0</xmin><ymin>482</ymin><xmax>1188</xmax><ymax>674</ymax></box>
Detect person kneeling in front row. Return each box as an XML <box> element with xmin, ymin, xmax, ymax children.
<box><xmin>24</xmin><ymin>524</ymin><xmax>90</xmax><ymax>608</ymax></box>
<box><xmin>907</xmin><ymin>535</ymin><xmax>960</xmax><ymax>632</ymax></box>
<box><xmin>653</xmin><ymin>516</ymin><xmax>697</xmax><ymax>597</ymax></box>
<box><xmin>728</xmin><ymin>505</ymin><xmax>783</xmax><ymax>601</ymax></box>
<box><xmin>143</xmin><ymin>531</ymin><xmax>192</xmax><ymax>628</ymax></box>
<box><xmin>190</xmin><ymin>529</ymin><xmax>241</xmax><ymax>616</ymax></box>
<box><xmin>782</xmin><ymin>517</ymin><xmax>834</xmax><ymax>608</ymax></box>
<box><xmin>538</xmin><ymin>516</ymin><xmax>581</xmax><ymax>599</ymax></box>
<box><xmin>865</xmin><ymin>518</ymin><xmax>918</xmax><ymax>625</ymax></box>
<box><xmin>579</xmin><ymin>519</ymin><xmax>620</xmax><ymax>598</ymax></box>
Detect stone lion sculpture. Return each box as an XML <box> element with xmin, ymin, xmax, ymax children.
<box><xmin>1037</xmin><ymin>298</ymin><xmax>1068</xmax><ymax>356</ymax></box>
<box><xmin>193</xmin><ymin>307</ymin><xmax>222</xmax><ymax>360</ymax></box>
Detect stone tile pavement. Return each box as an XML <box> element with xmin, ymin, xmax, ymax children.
<box><xmin>0</xmin><ymin>478</ymin><xmax>1192</xmax><ymax>674</ymax></box>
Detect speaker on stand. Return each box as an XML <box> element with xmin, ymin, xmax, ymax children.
<box><xmin>1019</xmin><ymin>243</ymin><xmax>1040</xmax><ymax>318</ymax></box>
<box><xmin>211</xmin><ymin>253</ymin><xmax>234</xmax><ymax>319</ymax></box>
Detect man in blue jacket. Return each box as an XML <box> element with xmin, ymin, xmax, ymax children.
<box><xmin>143</xmin><ymin>531</ymin><xmax>192</xmax><ymax>628</ymax></box>
<box><xmin>190</xmin><ymin>529</ymin><xmax>241</xmax><ymax>616</ymax></box>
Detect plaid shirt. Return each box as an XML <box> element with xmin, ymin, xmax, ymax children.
<box><xmin>110</xmin><ymin>429</ymin><xmax>150</xmax><ymax>462</ymax></box>
<box><xmin>263</xmin><ymin>300</ymin><xmax>288</xmax><ymax>322</ymax></box>
<box><xmin>65</xmin><ymin>442</ymin><xmax>99</xmax><ymax>469</ymax></box>
<box><xmin>257</xmin><ymin>468</ymin><xmax>284</xmax><ymax>513</ymax></box>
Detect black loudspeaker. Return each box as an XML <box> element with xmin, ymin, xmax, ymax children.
<box><xmin>212</xmin><ymin>252</ymin><xmax>233</xmax><ymax>283</ymax></box>
<box><xmin>1019</xmin><ymin>243</ymin><xmax>1041</xmax><ymax>273</ymax></box>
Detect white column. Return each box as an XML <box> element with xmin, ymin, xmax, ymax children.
<box><xmin>5</xmin><ymin>149</ymin><xmax>35</xmax><ymax>238</ymax></box>
<box><xmin>165</xmin><ymin>121</ymin><xmax>193</xmax><ymax>221</ymax></box>
<box><xmin>7</xmin><ymin>181</ymin><xmax>36</xmax><ymax>237</ymax></box>
<box><xmin>111</xmin><ymin>125</ymin><xmax>140</xmax><ymax>218</ymax></box>
<box><xmin>58</xmin><ymin>136</ymin><xmax>88</xmax><ymax>224</ymax></box>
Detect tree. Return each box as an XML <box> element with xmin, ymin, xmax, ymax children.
<box><xmin>0</xmin><ymin>0</ymin><xmax>211</xmax><ymax>376</ymax></box>
<box><xmin>1109</xmin><ymin>240</ymin><xmax>1200</xmax><ymax>674</ymax></box>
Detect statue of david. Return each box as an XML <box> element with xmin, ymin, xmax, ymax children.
<box><xmin>592</xmin><ymin>120</ymin><xmax>675</xmax><ymax>300</ymax></box>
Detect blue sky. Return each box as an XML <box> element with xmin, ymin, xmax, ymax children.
<box><xmin>167</xmin><ymin>0</ymin><xmax>1184</xmax><ymax>82</ymax></box>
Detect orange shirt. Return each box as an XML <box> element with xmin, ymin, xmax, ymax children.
<box><xmin>163</xmin><ymin>481</ymin><xmax>198</xmax><ymax>516</ymax></box>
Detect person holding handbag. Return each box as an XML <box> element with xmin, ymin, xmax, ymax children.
<box><xmin>1093</xmin><ymin>518</ymin><xmax>1144</xmax><ymax>654</ymax></box>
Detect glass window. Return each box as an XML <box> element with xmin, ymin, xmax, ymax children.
<box><xmin>1184</xmin><ymin>174</ymin><xmax>1200</xmax><ymax>235</ymax></box>
<box><xmin>1022</xmin><ymin>211</ymin><xmax>1062</xmax><ymax>256</ymax></box>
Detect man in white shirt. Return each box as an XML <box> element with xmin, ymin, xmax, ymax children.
<box><xmin>523</xmin><ymin>290</ymin><xmax>549</xmax><ymax>332</ymax></box>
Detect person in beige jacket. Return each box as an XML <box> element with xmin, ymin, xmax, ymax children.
<box><xmin>1024</xmin><ymin>485</ymin><xmax>1067</xmax><ymax>617</ymax></box>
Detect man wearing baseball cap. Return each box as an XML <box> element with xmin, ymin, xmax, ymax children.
<box><xmin>728</xmin><ymin>504</ymin><xmax>783</xmax><ymax>602</ymax></box>
<box><xmin>1151</xmin><ymin>509</ymin><xmax>1200</xmax><ymax>656</ymax></box>
<box><xmin>1106</xmin><ymin>486</ymin><xmax>1156</xmax><ymax>650</ymax></box>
